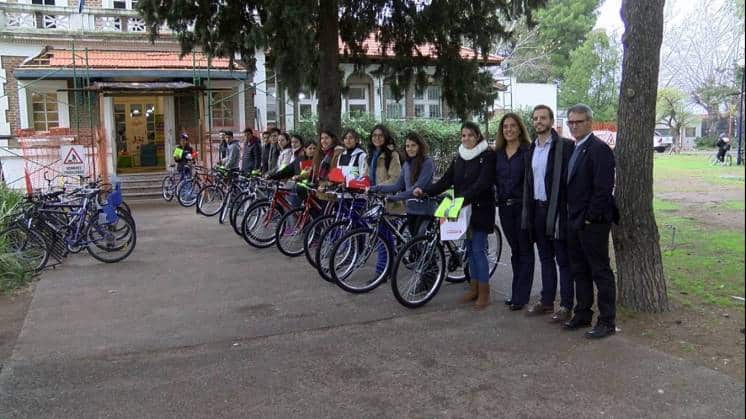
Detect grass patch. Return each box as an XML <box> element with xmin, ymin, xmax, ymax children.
<box><xmin>654</xmin><ymin>198</ymin><xmax>680</xmax><ymax>212</ymax></box>
<box><xmin>654</xmin><ymin>154</ymin><xmax>746</xmax><ymax>188</ymax></box>
<box><xmin>655</xmin><ymin>212</ymin><xmax>745</xmax><ymax>309</ymax></box>
<box><xmin>721</xmin><ymin>200</ymin><xmax>745</xmax><ymax>211</ymax></box>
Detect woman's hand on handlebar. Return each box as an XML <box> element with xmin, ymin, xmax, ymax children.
<box><xmin>413</xmin><ymin>187</ymin><xmax>425</xmax><ymax>198</ymax></box>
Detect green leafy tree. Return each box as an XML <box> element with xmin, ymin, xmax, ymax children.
<box><xmin>656</xmin><ymin>87</ymin><xmax>692</xmax><ymax>150</ymax></box>
<box><xmin>558</xmin><ymin>30</ymin><xmax>621</xmax><ymax>121</ymax></box>
<box><xmin>137</xmin><ymin>0</ymin><xmax>546</xmax><ymax>135</ymax></box>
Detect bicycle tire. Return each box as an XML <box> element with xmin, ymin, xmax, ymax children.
<box><xmin>196</xmin><ymin>185</ymin><xmax>225</xmax><ymax>216</ymax></box>
<box><xmin>176</xmin><ymin>178</ymin><xmax>200</xmax><ymax>207</ymax></box>
<box><xmin>391</xmin><ymin>236</ymin><xmax>446</xmax><ymax>308</ymax></box>
<box><xmin>302</xmin><ymin>214</ymin><xmax>337</xmax><ymax>269</ymax></box>
<box><xmin>314</xmin><ymin>220</ymin><xmax>351</xmax><ymax>283</ymax></box>
<box><xmin>86</xmin><ymin>212</ymin><xmax>136</xmax><ymax>263</ymax></box>
<box><xmin>0</xmin><ymin>226</ymin><xmax>50</xmax><ymax>273</ymax></box>
<box><xmin>232</xmin><ymin>194</ymin><xmax>257</xmax><ymax>236</ymax></box>
<box><xmin>445</xmin><ymin>224</ymin><xmax>503</xmax><ymax>283</ymax></box>
<box><xmin>242</xmin><ymin>201</ymin><xmax>284</xmax><ymax>248</ymax></box>
<box><xmin>330</xmin><ymin>228</ymin><xmax>393</xmax><ymax>294</ymax></box>
<box><xmin>275</xmin><ymin>207</ymin><xmax>309</xmax><ymax>257</ymax></box>
<box><xmin>162</xmin><ymin>175</ymin><xmax>175</xmax><ymax>201</ymax></box>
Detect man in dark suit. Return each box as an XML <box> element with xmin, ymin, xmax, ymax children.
<box><xmin>521</xmin><ymin>105</ymin><xmax>575</xmax><ymax>323</ymax></box>
<box><xmin>563</xmin><ymin>104</ymin><xmax>619</xmax><ymax>339</ymax></box>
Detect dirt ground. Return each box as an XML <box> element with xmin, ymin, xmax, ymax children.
<box><xmin>643</xmin><ymin>174</ymin><xmax>745</xmax><ymax>381</ymax></box>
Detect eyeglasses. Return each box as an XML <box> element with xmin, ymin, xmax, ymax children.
<box><xmin>567</xmin><ymin>120</ymin><xmax>587</xmax><ymax>126</ymax></box>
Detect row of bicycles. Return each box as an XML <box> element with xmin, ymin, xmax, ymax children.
<box><xmin>0</xmin><ymin>173</ymin><xmax>137</xmax><ymax>274</ymax></box>
<box><xmin>161</xmin><ymin>163</ymin><xmax>502</xmax><ymax>308</ymax></box>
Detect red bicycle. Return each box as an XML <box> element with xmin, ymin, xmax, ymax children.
<box><xmin>274</xmin><ymin>183</ymin><xmax>330</xmax><ymax>257</ymax></box>
<box><xmin>241</xmin><ymin>180</ymin><xmax>295</xmax><ymax>248</ymax></box>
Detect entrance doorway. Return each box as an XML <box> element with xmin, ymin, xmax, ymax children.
<box><xmin>113</xmin><ymin>96</ymin><xmax>166</xmax><ymax>173</ymax></box>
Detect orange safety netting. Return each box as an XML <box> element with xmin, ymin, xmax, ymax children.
<box><xmin>17</xmin><ymin>127</ymin><xmax>105</xmax><ymax>195</ymax></box>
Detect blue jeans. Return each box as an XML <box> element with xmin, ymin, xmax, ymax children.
<box><xmin>375</xmin><ymin>226</ymin><xmax>394</xmax><ymax>274</ymax></box>
<box><xmin>465</xmin><ymin>230</ymin><xmax>490</xmax><ymax>283</ymax></box>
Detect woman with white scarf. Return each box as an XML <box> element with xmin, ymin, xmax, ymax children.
<box><xmin>414</xmin><ymin>121</ymin><xmax>497</xmax><ymax>309</ymax></box>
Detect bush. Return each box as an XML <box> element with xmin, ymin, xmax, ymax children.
<box><xmin>0</xmin><ymin>185</ymin><xmax>33</xmax><ymax>294</ymax></box>
<box><xmin>695</xmin><ymin>135</ymin><xmax>718</xmax><ymax>149</ymax></box>
<box><xmin>292</xmin><ymin>114</ymin><xmax>490</xmax><ymax>173</ymax></box>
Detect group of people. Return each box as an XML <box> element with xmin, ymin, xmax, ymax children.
<box><xmin>205</xmin><ymin>102</ymin><xmax>618</xmax><ymax>340</ymax></box>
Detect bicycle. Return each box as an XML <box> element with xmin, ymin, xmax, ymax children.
<box><xmin>709</xmin><ymin>150</ymin><xmax>733</xmax><ymax>166</ymax></box>
<box><xmin>162</xmin><ymin>161</ymin><xmax>193</xmax><ymax>201</ymax></box>
<box><xmin>274</xmin><ymin>182</ymin><xmax>329</xmax><ymax>257</ymax></box>
<box><xmin>389</xmin><ymin>197</ymin><xmax>502</xmax><ymax>308</ymax></box>
<box><xmin>327</xmin><ymin>193</ymin><xmax>411</xmax><ymax>293</ymax></box>
<box><xmin>241</xmin><ymin>180</ymin><xmax>296</xmax><ymax>248</ymax></box>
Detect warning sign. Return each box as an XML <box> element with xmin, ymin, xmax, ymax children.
<box><xmin>59</xmin><ymin>145</ymin><xmax>87</xmax><ymax>177</ymax></box>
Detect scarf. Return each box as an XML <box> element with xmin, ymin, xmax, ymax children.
<box><xmin>369</xmin><ymin>149</ymin><xmax>382</xmax><ymax>185</ymax></box>
<box><xmin>458</xmin><ymin>140</ymin><xmax>489</xmax><ymax>161</ymax></box>
<box><xmin>318</xmin><ymin>148</ymin><xmax>335</xmax><ymax>180</ymax></box>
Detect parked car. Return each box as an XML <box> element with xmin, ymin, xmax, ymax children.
<box><xmin>654</xmin><ymin>131</ymin><xmax>673</xmax><ymax>153</ymax></box>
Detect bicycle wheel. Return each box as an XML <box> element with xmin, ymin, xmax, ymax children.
<box><xmin>315</xmin><ymin>220</ymin><xmax>351</xmax><ymax>283</ymax></box>
<box><xmin>232</xmin><ymin>194</ymin><xmax>257</xmax><ymax>236</ymax></box>
<box><xmin>242</xmin><ymin>201</ymin><xmax>284</xmax><ymax>248</ymax></box>
<box><xmin>446</xmin><ymin>225</ymin><xmax>503</xmax><ymax>283</ymax></box>
<box><xmin>86</xmin><ymin>212</ymin><xmax>137</xmax><ymax>263</ymax></box>
<box><xmin>391</xmin><ymin>236</ymin><xmax>446</xmax><ymax>308</ymax></box>
<box><xmin>176</xmin><ymin>178</ymin><xmax>200</xmax><ymax>207</ymax></box>
<box><xmin>161</xmin><ymin>175</ymin><xmax>176</xmax><ymax>201</ymax></box>
<box><xmin>196</xmin><ymin>185</ymin><xmax>225</xmax><ymax>216</ymax></box>
<box><xmin>302</xmin><ymin>214</ymin><xmax>337</xmax><ymax>269</ymax></box>
<box><xmin>0</xmin><ymin>226</ymin><xmax>49</xmax><ymax>273</ymax></box>
<box><xmin>230</xmin><ymin>192</ymin><xmax>249</xmax><ymax>233</ymax></box>
<box><xmin>709</xmin><ymin>154</ymin><xmax>719</xmax><ymax>165</ymax></box>
<box><xmin>276</xmin><ymin>207</ymin><xmax>311</xmax><ymax>257</ymax></box>
<box><xmin>725</xmin><ymin>154</ymin><xmax>733</xmax><ymax>166</ymax></box>
<box><xmin>330</xmin><ymin>228</ymin><xmax>393</xmax><ymax>294</ymax></box>
<box><xmin>218</xmin><ymin>190</ymin><xmax>232</xmax><ymax>224</ymax></box>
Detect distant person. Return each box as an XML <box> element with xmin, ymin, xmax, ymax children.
<box><xmin>241</xmin><ymin>128</ymin><xmax>262</xmax><ymax>175</ymax></box>
<box><xmin>221</xmin><ymin>131</ymin><xmax>240</xmax><ymax>170</ymax></box>
<box><xmin>219</xmin><ymin>131</ymin><xmax>228</xmax><ymax>161</ymax></box>
<box><xmin>173</xmin><ymin>133</ymin><xmax>194</xmax><ymax>179</ymax></box>
<box><xmin>716</xmin><ymin>133</ymin><xmax>731</xmax><ymax>163</ymax></box>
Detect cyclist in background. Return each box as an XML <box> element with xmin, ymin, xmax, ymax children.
<box><xmin>716</xmin><ymin>133</ymin><xmax>731</xmax><ymax>163</ymax></box>
<box><xmin>174</xmin><ymin>133</ymin><xmax>194</xmax><ymax>179</ymax></box>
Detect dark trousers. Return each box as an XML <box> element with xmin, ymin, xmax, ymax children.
<box><xmin>567</xmin><ymin>222</ymin><xmax>616</xmax><ymax>325</ymax></box>
<box><xmin>499</xmin><ymin>204</ymin><xmax>534</xmax><ymax>305</ymax></box>
<box><xmin>533</xmin><ymin>203</ymin><xmax>572</xmax><ymax>308</ymax></box>
<box><xmin>406</xmin><ymin>214</ymin><xmax>432</xmax><ymax>237</ymax></box>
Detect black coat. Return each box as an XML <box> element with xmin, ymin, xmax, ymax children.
<box><xmin>424</xmin><ymin>147</ymin><xmax>496</xmax><ymax>233</ymax></box>
<box><xmin>521</xmin><ymin>129</ymin><xmax>574</xmax><ymax>240</ymax></box>
<box><xmin>566</xmin><ymin>134</ymin><xmax>619</xmax><ymax>230</ymax></box>
<box><xmin>242</xmin><ymin>138</ymin><xmax>262</xmax><ymax>174</ymax></box>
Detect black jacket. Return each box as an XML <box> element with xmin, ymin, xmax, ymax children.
<box><xmin>566</xmin><ymin>134</ymin><xmax>619</xmax><ymax>230</ymax></box>
<box><xmin>242</xmin><ymin>138</ymin><xmax>262</xmax><ymax>174</ymax></box>
<box><xmin>424</xmin><ymin>147</ymin><xmax>496</xmax><ymax>233</ymax></box>
<box><xmin>521</xmin><ymin>129</ymin><xmax>574</xmax><ymax>240</ymax></box>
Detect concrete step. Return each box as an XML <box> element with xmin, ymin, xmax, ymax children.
<box><xmin>121</xmin><ymin>185</ymin><xmax>163</xmax><ymax>195</ymax></box>
<box><xmin>122</xmin><ymin>191</ymin><xmax>163</xmax><ymax>200</ymax></box>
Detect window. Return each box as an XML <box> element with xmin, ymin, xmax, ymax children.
<box><xmin>414</xmin><ymin>86</ymin><xmax>442</xmax><ymax>118</ymax></box>
<box><xmin>111</xmin><ymin>0</ymin><xmax>138</xmax><ymax>9</ymax></box>
<box><xmin>32</xmin><ymin>0</ymin><xmax>56</xmax><ymax>5</ymax></box>
<box><xmin>347</xmin><ymin>84</ymin><xmax>368</xmax><ymax>115</ymax></box>
<box><xmin>30</xmin><ymin>92</ymin><xmax>59</xmax><ymax>131</ymax></box>
<box><xmin>656</xmin><ymin>128</ymin><xmax>671</xmax><ymax>136</ymax></box>
<box><xmin>210</xmin><ymin>91</ymin><xmax>234</xmax><ymax>128</ymax></box>
<box><xmin>384</xmin><ymin>84</ymin><xmax>405</xmax><ymax>119</ymax></box>
<box><xmin>685</xmin><ymin>127</ymin><xmax>696</xmax><ymax>137</ymax></box>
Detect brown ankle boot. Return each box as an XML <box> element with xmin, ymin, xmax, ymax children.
<box><xmin>474</xmin><ymin>282</ymin><xmax>491</xmax><ymax>310</ymax></box>
<box><xmin>459</xmin><ymin>280</ymin><xmax>479</xmax><ymax>303</ymax></box>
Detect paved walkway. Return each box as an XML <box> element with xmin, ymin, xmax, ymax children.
<box><xmin>0</xmin><ymin>202</ymin><xmax>742</xmax><ymax>418</ymax></box>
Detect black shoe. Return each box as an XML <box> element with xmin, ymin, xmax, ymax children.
<box><xmin>504</xmin><ymin>299</ymin><xmax>513</xmax><ymax>306</ymax></box>
<box><xmin>509</xmin><ymin>304</ymin><xmax>524</xmax><ymax>311</ymax></box>
<box><xmin>585</xmin><ymin>323</ymin><xmax>616</xmax><ymax>339</ymax></box>
<box><xmin>563</xmin><ymin>317</ymin><xmax>592</xmax><ymax>330</ymax></box>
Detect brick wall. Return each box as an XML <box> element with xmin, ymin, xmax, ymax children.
<box><xmin>1</xmin><ymin>56</ymin><xmax>26</xmax><ymax>135</ymax></box>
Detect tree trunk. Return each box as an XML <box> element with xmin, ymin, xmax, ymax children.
<box><xmin>612</xmin><ymin>0</ymin><xmax>669</xmax><ymax>312</ymax></box>
<box><xmin>317</xmin><ymin>0</ymin><xmax>342</xmax><ymax>136</ymax></box>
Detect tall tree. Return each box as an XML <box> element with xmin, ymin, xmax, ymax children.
<box><xmin>613</xmin><ymin>0</ymin><xmax>668</xmax><ymax>312</ymax></box>
<box><xmin>138</xmin><ymin>0</ymin><xmax>546</xmax><ymax>134</ymax></box>
<box><xmin>656</xmin><ymin>87</ymin><xmax>693</xmax><ymax>150</ymax></box>
<box><xmin>558</xmin><ymin>30</ymin><xmax>621</xmax><ymax>121</ymax></box>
